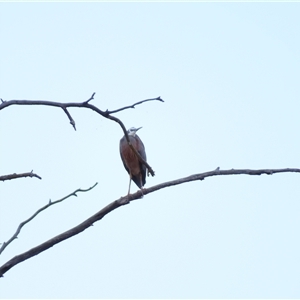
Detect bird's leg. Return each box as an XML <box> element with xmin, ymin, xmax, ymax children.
<box><xmin>127</xmin><ymin>173</ymin><xmax>132</xmax><ymax>196</ymax></box>
<box><xmin>139</xmin><ymin>174</ymin><xmax>144</xmax><ymax>198</ymax></box>
<box><xmin>140</xmin><ymin>188</ymin><xmax>144</xmax><ymax>198</ymax></box>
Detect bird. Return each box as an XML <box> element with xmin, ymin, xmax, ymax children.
<box><xmin>119</xmin><ymin>127</ymin><xmax>147</xmax><ymax>195</ymax></box>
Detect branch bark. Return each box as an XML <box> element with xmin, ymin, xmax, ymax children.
<box><xmin>0</xmin><ymin>171</ymin><xmax>42</xmax><ymax>181</ymax></box>
<box><xmin>0</xmin><ymin>167</ymin><xmax>299</xmax><ymax>277</ymax></box>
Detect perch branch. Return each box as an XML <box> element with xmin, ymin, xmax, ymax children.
<box><xmin>0</xmin><ymin>183</ymin><xmax>98</xmax><ymax>255</ymax></box>
<box><xmin>0</xmin><ymin>171</ymin><xmax>42</xmax><ymax>182</ymax></box>
<box><xmin>0</xmin><ymin>167</ymin><xmax>299</xmax><ymax>277</ymax></box>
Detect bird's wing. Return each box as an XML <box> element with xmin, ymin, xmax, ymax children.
<box><xmin>135</xmin><ymin>135</ymin><xmax>147</xmax><ymax>186</ymax></box>
<box><xmin>120</xmin><ymin>137</ymin><xmax>130</xmax><ymax>174</ymax></box>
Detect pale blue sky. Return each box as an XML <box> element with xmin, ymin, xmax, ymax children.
<box><xmin>1</xmin><ymin>2</ymin><xmax>300</xmax><ymax>298</ymax></box>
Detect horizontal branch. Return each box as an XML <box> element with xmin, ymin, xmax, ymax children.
<box><xmin>0</xmin><ymin>183</ymin><xmax>98</xmax><ymax>255</ymax></box>
<box><xmin>0</xmin><ymin>94</ymin><xmax>162</xmax><ymax>177</ymax></box>
<box><xmin>0</xmin><ymin>95</ymin><xmax>163</xmax><ymax>122</ymax></box>
<box><xmin>0</xmin><ymin>171</ymin><xmax>42</xmax><ymax>182</ymax></box>
<box><xmin>141</xmin><ymin>167</ymin><xmax>300</xmax><ymax>196</ymax></box>
<box><xmin>0</xmin><ymin>167</ymin><xmax>299</xmax><ymax>277</ymax></box>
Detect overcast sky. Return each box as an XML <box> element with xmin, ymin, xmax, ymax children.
<box><xmin>1</xmin><ymin>2</ymin><xmax>300</xmax><ymax>298</ymax></box>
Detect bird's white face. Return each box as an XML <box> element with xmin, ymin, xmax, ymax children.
<box><xmin>128</xmin><ymin>127</ymin><xmax>142</xmax><ymax>136</ymax></box>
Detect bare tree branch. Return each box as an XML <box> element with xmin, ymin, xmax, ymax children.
<box><xmin>0</xmin><ymin>183</ymin><xmax>98</xmax><ymax>255</ymax></box>
<box><xmin>62</xmin><ymin>107</ymin><xmax>76</xmax><ymax>130</ymax></box>
<box><xmin>106</xmin><ymin>96</ymin><xmax>164</xmax><ymax>114</ymax></box>
<box><xmin>0</xmin><ymin>94</ymin><xmax>161</xmax><ymax>177</ymax></box>
<box><xmin>83</xmin><ymin>92</ymin><xmax>95</xmax><ymax>104</ymax></box>
<box><xmin>139</xmin><ymin>167</ymin><xmax>300</xmax><ymax>198</ymax></box>
<box><xmin>0</xmin><ymin>167</ymin><xmax>299</xmax><ymax>277</ymax></box>
<box><xmin>0</xmin><ymin>171</ymin><xmax>42</xmax><ymax>181</ymax></box>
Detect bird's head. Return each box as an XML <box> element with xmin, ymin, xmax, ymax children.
<box><xmin>128</xmin><ymin>127</ymin><xmax>142</xmax><ymax>136</ymax></box>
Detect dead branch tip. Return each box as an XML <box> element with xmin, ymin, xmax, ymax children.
<box><xmin>84</xmin><ymin>92</ymin><xmax>96</xmax><ymax>104</ymax></box>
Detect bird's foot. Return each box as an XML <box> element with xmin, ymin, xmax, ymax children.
<box><xmin>139</xmin><ymin>188</ymin><xmax>145</xmax><ymax>198</ymax></box>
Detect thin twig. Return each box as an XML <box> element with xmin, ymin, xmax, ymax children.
<box><xmin>1</xmin><ymin>167</ymin><xmax>299</xmax><ymax>277</ymax></box>
<box><xmin>106</xmin><ymin>96</ymin><xmax>164</xmax><ymax>114</ymax></box>
<box><xmin>0</xmin><ymin>171</ymin><xmax>42</xmax><ymax>182</ymax></box>
<box><xmin>62</xmin><ymin>107</ymin><xmax>76</xmax><ymax>130</ymax></box>
<box><xmin>84</xmin><ymin>92</ymin><xmax>96</xmax><ymax>104</ymax></box>
<box><xmin>0</xmin><ymin>183</ymin><xmax>98</xmax><ymax>255</ymax></box>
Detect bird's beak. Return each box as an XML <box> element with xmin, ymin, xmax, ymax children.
<box><xmin>135</xmin><ymin>127</ymin><xmax>142</xmax><ymax>132</ymax></box>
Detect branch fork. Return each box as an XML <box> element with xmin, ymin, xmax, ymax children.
<box><xmin>0</xmin><ymin>94</ymin><xmax>163</xmax><ymax>176</ymax></box>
